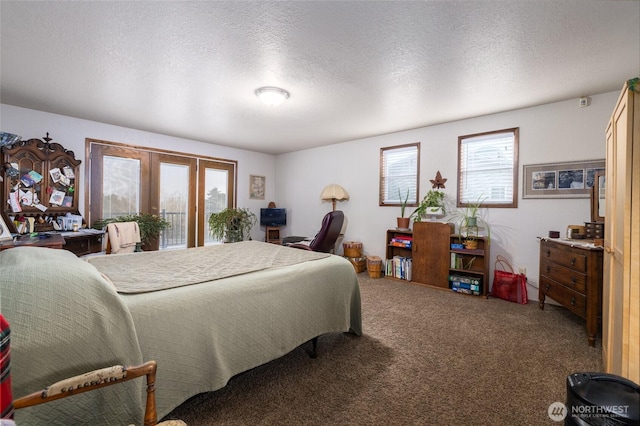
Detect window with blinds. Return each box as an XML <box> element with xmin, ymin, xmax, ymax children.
<box><xmin>457</xmin><ymin>128</ymin><xmax>518</xmax><ymax>208</ymax></box>
<box><xmin>379</xmin><ymin>143</ymin><xmax>420</xmax><ymax>207</ymax></box>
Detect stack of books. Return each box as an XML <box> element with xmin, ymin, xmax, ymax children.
<box><xmin>449</xmin><ymin>274</ymin><xmax>482</xmax><ymax>295</ymax></box>
<box><xmin>389</xmin><ymin>235</ymin><xmax>413</xmax><ymax>248</ymax></box>
<box><xmin>385</xmin><ymin>255</ymin><xmax>412</xmax><ymax>281</ymax></box>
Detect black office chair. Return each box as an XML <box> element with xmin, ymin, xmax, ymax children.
<box><xmin>290</xmin><ymin>210</ymin><xmax>344</xmax><ymax>253</ymax></box>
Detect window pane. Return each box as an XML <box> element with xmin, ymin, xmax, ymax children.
<box><xmin>160</xmin><ymin>163</ymin><xmax>189</xmax><ymax>249</ymax></box>
<box><xmin>458</xmin><ymin>128</ymin><xmax>518</xmax><ymax>208</ymax></box>
<box><xmin>380</xmin><ymin>143</ymin><xmax>420</xmax><ymax>206</ymax></box>
<box><xmin>203</xmin><ymin>168</ymin><xmax>229</xmax><ymax>244</ymax></box>
<box><xmin>102</xmin><ymin>156</ymin><xmax>140</xmax><ymax>218</ymax></box>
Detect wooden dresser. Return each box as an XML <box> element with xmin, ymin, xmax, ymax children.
<box><xmin>538</xmin><ymin>238</ymin><xmax>603</xmax><ymax>346</ymax></box>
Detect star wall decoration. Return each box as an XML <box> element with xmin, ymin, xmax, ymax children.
<box><xmin>430</xmin><ymin>171</ymin><xmax>447</xmax><ymax>189</ymax></box>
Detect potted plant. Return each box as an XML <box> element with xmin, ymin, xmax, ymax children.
<box><xmin>208</xmin><ymin>207</ymin><xmax>257</xmax><ymax>243</ymax></box>
<box><xmin>397</xmin><ymin>189</ymin><xmax>410</xmax><ymax>230</ymax></box>
<box><xmin>93</xmin><ymin>213</ymin><xmax>171</xmax><ymax>250</ymax></box>
<box><xmin>410</xmin><ymin>189</ymin><xmax>447</xmax><ymax>222</ymax></box>
<box><xmin>451</xmin><ymin>195</ymin><xmax>489</xmax><ymax>249</ymax></box>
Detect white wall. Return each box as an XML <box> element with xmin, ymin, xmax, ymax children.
<box><xmin>0</xmin><ymin>104</ymin><xmax>277</xmax><ymax>241</ymax></box>
<box><xmin>275</xmin><ymin>91</ymin><xmax>619</xmax><ymax>300</ymax></box>
<box><xmin>2</xmin><ymin>92</ymin><xmax>618</xmax><ymax>300</ymax></box>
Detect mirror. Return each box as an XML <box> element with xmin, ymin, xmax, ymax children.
<box><xmin>598</xmin><ymin>174</ymin><xmax>606</xmax><ymax>218</ymax></box>
<box><xmin>591</xmin><ymin>171</ymin><xmax>605</xmax><ymax>222</ymax></box>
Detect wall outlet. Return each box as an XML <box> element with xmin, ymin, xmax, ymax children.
<box><xmin>518</xmin><ymin>267</ymin><xmax>526</xmax><ymax>276</ymax></box>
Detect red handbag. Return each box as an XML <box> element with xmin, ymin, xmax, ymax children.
<box><xmin>491</xmin><ymin>255</ymin><xmax>528</xmax><ymax>304</ymax></box>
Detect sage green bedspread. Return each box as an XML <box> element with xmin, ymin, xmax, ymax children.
<box><xmin>0</xmin><ymin>247</ymin><xmax>144</xmax><ymax>425</ymax></box>
<box><xmin>0</xmin><ymin>242</ymin><xmax>362</xmax><ymax>425</ymax></box>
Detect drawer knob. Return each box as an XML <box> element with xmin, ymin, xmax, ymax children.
<box><xmin>570</xmin><ymin>297</ymin><xmax>576</xmax><ymax>306</ymax></box>
<box><xmin>546</xmin><ymin>266</ymin><xmax>550</xmax><ymax>273</ymax></box>
<box><xmin>546</xmin><ymin>250</ymin><xmax>551</xmax><ymax>257</ymax></box>
<box><xmin>571</xmin><ymin>277</ymin><xmax>577</xmax><ymax>286</ymax></box>
<box><xmin>545</xmin><ymin>284</ymin><xmax>550</xmax><ymax>291</ymax></box>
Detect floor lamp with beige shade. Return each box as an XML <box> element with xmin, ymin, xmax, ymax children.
<box><xmin>320</xmin><ymin>184</ymin><xmax>349</xmax><ymax>254</ymax></box>
<box><xmin>320</xmin><ymin>184</ymin><xmax>349</xmax><ymax>211</ymax></box>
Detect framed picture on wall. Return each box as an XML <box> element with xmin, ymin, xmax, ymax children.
<box><xmin>249</xmin><ymin>175</ymin><xmax>265</xmax><ymax>200</ymax></box>
<box><xmin>523</xmin><ymin>159</ymin><xmax>605</xmax><ymax>199</ymax></box>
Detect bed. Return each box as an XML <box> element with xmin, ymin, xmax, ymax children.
<box><xmin>0</xmin><ymin>241</ymin><xmax>362</xmax><ymax>425</ymax></box>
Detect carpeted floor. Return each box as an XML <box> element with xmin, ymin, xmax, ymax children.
<box><xmin>164</xmin><ymin>272</ymin><xmax>602</xmax><ymax>425</ymax></box>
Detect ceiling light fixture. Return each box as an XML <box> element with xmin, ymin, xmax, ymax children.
<box><xmin>255</xmin><ymin>86</ymin><xmax>290</xmax><ymax>107</ymax></box>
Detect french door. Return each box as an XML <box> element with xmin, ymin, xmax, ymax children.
<box><xmin>198</xmin><ymin>159</ymin><xmax>236</xmax><ymax>246</ymax></box>
<box><xmin>154</xmin><ymin>154</ymin><xmax>197</xmax><ymax>249</ymax></box>
<box><xmin>87</xmin><ymin>140</ymin><xmax>235</xmax><ymax>249</ymax></box>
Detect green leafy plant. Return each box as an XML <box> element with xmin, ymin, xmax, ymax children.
<box><xmin>208</xmin><ymin>208</ymin><xmax>257</xmax><ymax>243</ymax></box>
<box><xmin>411</xmin><ymin>189</ymin><xmax>447</xmax><ymax>221</ymax></box>
<box><xmin>450</xmin><ymin>195</ymin><xmax>490</xmax><ymax>243</ymax></box>
<box><xmin>398</xmin><ymin>188</ymin><xmax>410</xmax><ymax>218</ymax></box>
<box><xmin>93</xmin><ymin>213</ymin><xmax>171</xmax><ymax>245</ymax></box>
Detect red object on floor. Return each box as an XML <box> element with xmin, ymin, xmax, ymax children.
<box><xmin>1</xmin><ymin>313</ymin><xmax>13</xmax><ymax>419</ymax></box>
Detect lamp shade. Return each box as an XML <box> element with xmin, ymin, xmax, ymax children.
<box><xmin>321</xmin><ymin>184</ymin><xmax>349</xmax><ymax>211</ymax></box>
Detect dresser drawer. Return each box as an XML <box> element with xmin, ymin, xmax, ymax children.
<box><xmin>540</xmin><ymin>243</ymin><xmax>587</xmax><ymax>273</ymax></box>
<box><xmin>540</xmin><ymin>257</ymin><xmax>586</xmax><ymax>294</ymax></box>
<box><xmin>538</xmin><ymin>238</ymin><xmax>603</xmax><ymax>346</ymax></box>
<box><xmin>540</xmin><ymin>276</ymin><xmax>587</xmax><ymax>318</ymax></box>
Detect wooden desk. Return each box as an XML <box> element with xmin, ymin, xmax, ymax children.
<box><xmin>0</xmin><ymin>233</ymin><xmax>65</xmax><ymax>251</ymax></box>
<box><xmin>60</xmin><ymin>230</ymin><xmax>104</xmax><ymax>256</ymax></box>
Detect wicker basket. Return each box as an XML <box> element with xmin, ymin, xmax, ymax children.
<box><xmin>343</xmin><ymin>241</ymin><xmax>363</xmax><ymax>258</ymax></box>
<box><xmin>366</xmin><ymin>256</ymin><xmax>383</xmax><ymax>278</ymax></box>
<box><xmin>345</xmin><ymin>256</ymin><xmax>366</xmax><ymax>273</ymax></box>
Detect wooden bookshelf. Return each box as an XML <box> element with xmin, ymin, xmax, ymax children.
<box><xmin>448</xmin><ymin>235</ymin><xmax>490</xmax><ymax>297</ymax></box>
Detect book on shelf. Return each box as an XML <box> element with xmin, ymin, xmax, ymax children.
<box><xmin>448</xmin><ymin>274</ymin><xmax>482</xmax><ymax>285</ymax></box>
<box><xmin>390</xmin><ymin>241</ymin><xmax>412</xmax><ymax>248</ymax></box>
<box><xmin>390</xmin><ymin>235</ymin><xmax>413</xmax><ymax>248</ymax></box>
<box><xmin>385</xmin><ymin>255</ymin><xmax>412</xmax><ymax>281</ymax></box>
<box><xmin>450</xmin><ymin>253</ymin><xmax>464</xmax><ymax>269</ymax></box>
<box><xmin>448</xmin><ymin>274</ymin><xmax>482</xmax><ymax>295</ymax></box>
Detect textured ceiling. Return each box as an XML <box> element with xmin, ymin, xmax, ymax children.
<box><xmin>1</xmin><ymin>1</ymin><xmax>639</xmax><ymax>155</ymax></box>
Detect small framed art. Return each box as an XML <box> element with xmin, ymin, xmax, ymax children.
<box><xmin>249</xmin><ymin>175</ymin><xmax>265</xmax><ymax>200</ymax></box>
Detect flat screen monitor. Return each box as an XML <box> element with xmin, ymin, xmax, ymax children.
<box><xmin>260</xmin><ymin>208</ymin><xmax>286</xmax><ymax>227</ymax></box>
